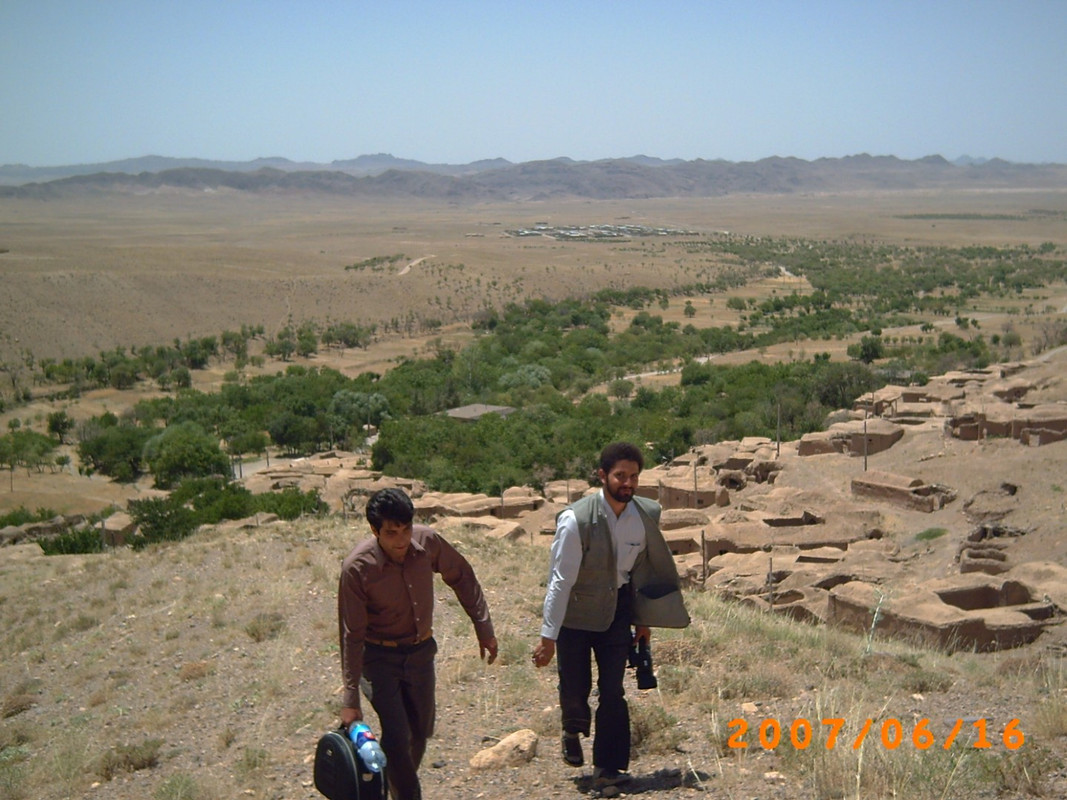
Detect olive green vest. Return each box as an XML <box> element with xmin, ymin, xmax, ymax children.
<box><xmin>559</xmin><ymin>493</ymin><xmax>686</xmax><ymax>632</ymax></box>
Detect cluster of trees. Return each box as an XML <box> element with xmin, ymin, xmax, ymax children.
<box><xmin>371</xmin><ymin>358</ymin><xmax>881</xmax><ymax>493</ymax></box>
<box><xmin>0</xmin><ymin>412</ymin><xmax>75</xmax><ymax>489</ymax></box>
<box><xmin>27</xmin><ymin>319</ymin><xmax>374</xmax><ymax>398</ymax></box>
<box><xmin>344</xmin><ymin>253</ymin><xmax>407</xmax><ymax>271</ymax></box>
<box><xmin>64</xmin><ymin>270</ymin><xmax>1029</xmax><ymax>499</ymax></box>
<box><xmin>35</xmin><ymin>333</ymin><xmax>241</xmax><ymax>395</ymax></box>
<box><xmin>7</xmin><ymin>231</ymin><xmax>1062</xmax><ymax>527</ymax></box>
<box><xmin>685</xmin><ymin>236</ymin><xmax>1065</xmax><ymax>317</ymax></box>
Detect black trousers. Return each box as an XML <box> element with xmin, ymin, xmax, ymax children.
<box><xmin>556</xmin><ymin>587</ymin><xmax>632</xmax><ymax>771</ymax></box>
<box><xmin>361</xmin><ymin>637</ymin><xmax>437</xmax><ymax>800</ymax></box>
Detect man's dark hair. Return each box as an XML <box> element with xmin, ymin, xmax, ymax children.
<box><xmin>365</xmin><ymin>488</ymin><xmax>414</xmax><ymax>530</ymax></box>
<box><xmin>599</xmin><ymin>441</ymin><xmax>644</xmax><ymax>474</ymax></box>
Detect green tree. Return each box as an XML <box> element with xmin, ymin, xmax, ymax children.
<box><xmin>76</xmin><ymin>420</ymin><xmax>153</xmax><ymax>482</ymax></box>
<box><xmin>142</xmin><ymin>422</ymin><xmax>230</xmax><ymax>489</ymax></box>
<box><xmin>267</xmin><ymin>410</ymin><xmax>319</xmax><ymax>455</ymax></box>
<box><xmin>47</xmin><ymin>410</ymin><xmax>74</xmax><ymax>443</ymax></box>
<box><xmin>0</xmin><ymin>435</ymin><xmax>14</xmax><ymax>491</ymax></box>
<box><xmin>128</xmin><ymin>496</ymin><xmax>198</xmax><ymax>548</ymax></box>
<box><xmin>329</xmin><ymin>390</ymin><xmax>391</xmax><ymax>429</ymax></box>
<box><xmin>848</xmin><ymin>335</ymin><xmax>885</xmax><ymax>364</ymax></box>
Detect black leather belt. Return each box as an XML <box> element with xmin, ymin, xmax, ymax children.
<box><xmin>365</xmin><ymin>629</ymin><xmax>433</xmax><ymax>648</ymax></box>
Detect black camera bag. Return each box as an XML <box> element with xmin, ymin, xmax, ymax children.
<box><xmin>313</xmin><ymin>726</ymin><xmax>386</xmax><ymax>799</ymax></box>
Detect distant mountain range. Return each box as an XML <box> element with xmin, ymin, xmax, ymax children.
<box><xmin>1</xmin><ymin>153</ymin><xmax>1064</xmax><ymax>200</ymax></box>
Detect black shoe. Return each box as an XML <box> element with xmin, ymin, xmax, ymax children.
<box><xmin>592</xmin><ymin>767</ymin><xmax>631</xmax><ymax>788</ymax></box>
<box><xmin>561</xmin><ymin>733</ymin><xmax>583</xmax><ymax>767</ymax></box>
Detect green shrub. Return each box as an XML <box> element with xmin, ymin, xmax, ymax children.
<box><xmin>128</xmin><ymin>497</ymin><xmax>198</xmax><ymax>549</ymax></box>
<box><xmin>39</xmin><ymin>527</ymin><xmax>104</xmax><ymax>556</ymax></box>
<box><xmin>0</xmin><ymin>506</ymin><xmax>59</xmax><ymax>527</ymax></box>
<box><xmin>915</xmin><ymin>527</ymin><xmax>948</xmax><ymax>542</ymax></box>
<box><xmin>253</xmin><ymin>487</ymin><xmax>326</xmax><ymax>520</ymax></box>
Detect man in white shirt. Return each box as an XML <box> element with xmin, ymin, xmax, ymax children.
<box><xmin>532</xmin><ymin>441</ymin><xmax>654</xmax><ymax>789</ymax></box>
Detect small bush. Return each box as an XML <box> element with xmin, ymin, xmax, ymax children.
<box><xmin>972</xmin><ymin>746</ymin><xmax>1061</xmax><ymax>796</ymax></box>
<box><xmin>128</xmin><ymin>497</ymin><xmax>198</xmax><ymax>549</ymax></box>
<box><xmin>178</xmin><ymin>661</ymin><xmax>215</xmax><ymax>682</ymax></box>
<box><xmin>631</xmin><ymin>702</ymin><xmax>685</xmax><ymax>754</ymax></box>
<box><xmin>39</xmin><ymin>527</ymin><xmax>104</xmax><ymax>555</ymax></box>
<box><xmin>70</xmin><ymin>614</ymin><xmax>100</xmax><ymax>632</ymax></box>
<box><xmin>0</xmin><ymin>758</ymin><xmax>28</xmax><ymax>800</ymax></box>
<box><xmin>915</xmin><ymin>527</ymin><xmax>948</xmax><ymax>542</ymax></box>
<box><xmin>0</xmin><ymin>506</ymin><xmax>59</xmax><ymax>527</ymax></box>
<box><xmin>237</xmin><ymin>746</ymin><xmax>269</xmax><ymax>777</ymax></box>
<box><xmin>253</xmin><ymin>486</ymin><xmax>327</xmax><ymax>520</ymax></box>
<box><xmin>96</xmin><ymin>738</ymin><xmax>163</xmax><ymax>780</ymax></box>
<box><xmin>244</xmin><ymin>612</ymin><xmax>286</xmax><ymax>642</ymax></box>
<box><xmin>1</xmin><ymin>694</ymin><xmax>37</xmax><ymax>719</ymax></box>
<box><xmin>155</xmin><ymin>773</ymin><xmax>202</xmax><ymax>800</ymax></box>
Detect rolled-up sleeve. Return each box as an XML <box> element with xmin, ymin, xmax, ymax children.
<box><xmin>541</xmin><ymin>509</ymin><xmax>582</xmax><ymax>640</ymax></box>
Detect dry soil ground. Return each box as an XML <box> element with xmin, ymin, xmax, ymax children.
<box><xmin>2</xmin><ymin>188</ymin><xmax>1066</xmax><ymax>362</ymax></box>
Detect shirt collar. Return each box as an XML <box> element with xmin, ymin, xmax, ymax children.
<box><xmin>598</xmin><ymin>489</ymin><xmax>637</xmax><ymax>523</ymax></box>
<box><xmin>371</xmin><ymin>529</ymin><xmax>426</xmax><ymax>566</ymax></box>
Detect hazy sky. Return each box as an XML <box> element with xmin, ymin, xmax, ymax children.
<box><xmin>2</xmin><ymin>0</ymin><xmax>1065</xmax><ymax>167</ymax></box>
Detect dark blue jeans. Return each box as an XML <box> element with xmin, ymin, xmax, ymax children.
<box><xmin>556</xmin><ymin>587</ymin><xmax>632</xmax><ymax>771</ymax></box>
<box><xmin>362</xmin><ymin>637</ymin><xmax>437</xmax><ymax>800</ymax></box>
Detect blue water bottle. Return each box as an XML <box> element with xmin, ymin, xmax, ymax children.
<box><xmin>348</xmin><ymin>722</ymin><xmax>387</xmax><ymax>773</ymax></box>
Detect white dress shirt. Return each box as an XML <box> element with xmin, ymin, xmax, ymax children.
<box><xmin>540</xmin><ymin>490</ymin><xmax>647</xmax><ymax>640</ymax></box>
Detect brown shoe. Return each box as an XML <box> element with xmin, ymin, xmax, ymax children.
<box><xmin>561</xmin><ymin>733</ymin><xmax>583</xmax><ymax>767</ymax></box>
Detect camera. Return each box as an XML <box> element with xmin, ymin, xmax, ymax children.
<box><xmin>628</xmin><ymin>639</ymin><xmax>657</xmax><ymax>690</ymax></box>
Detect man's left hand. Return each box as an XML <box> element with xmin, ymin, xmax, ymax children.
<box><xmin>633</xmin><ymin>625</ymin><xmax>651</xmax><ymax>645</ymax></box>
<box><xmin>480</xmin><ymin>636</ymin><xmax>498</xmax><ymax>664</ymax></box>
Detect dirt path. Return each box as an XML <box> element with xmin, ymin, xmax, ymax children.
<box><xmin>397</xmin><ymin>255</ymin><xmax>434</xmax><ymax>275</ymax></box>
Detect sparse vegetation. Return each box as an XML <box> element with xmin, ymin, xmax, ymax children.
<box><xmin>96</xmin><ymin>739</ymin><xmax>163</xmax><ymax>780</ymax></box>
<box><xmin>915</xmin><ymin>527</ymin><xmax>949</xmax><ymax>542</ymax></box>
<box><xmin>1</xmin><ymin>190</ymin><xmax>1066</xmax><ymax>799</ymax></box>
<box><xmin>244</xmin><ymin>611</ymin><xmax>286</xmax><ymax>642</ymax></box>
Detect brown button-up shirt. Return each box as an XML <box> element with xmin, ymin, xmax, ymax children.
<box><xmin>338</xmin><ymin>524</ymin><xmax>495</xmax><ymax>710</ymax></box>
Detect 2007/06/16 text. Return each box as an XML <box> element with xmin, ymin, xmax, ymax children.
<box><xmin>727</xmin><ymin>718</ymin><xmax>1024</xmax><ymax>751</ymax></box>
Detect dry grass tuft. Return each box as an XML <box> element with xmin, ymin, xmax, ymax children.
<box><xmin>178</xmin><ymin>660</ymin><xmax>215</xmax><ymax>682</ymax></box>
<box><xmin>243</xmin><ymin>611</ymin><xmax>286</xmax><ymax>642</ymax></box>
<box><xmin>154</xmin><ymin>773</ymin><xmax>204</xmax><ymax>800</ymax></box>
<box><xmin>96</xmin><ymin>739</ymin><xmax>163</xmax><ymax>781</ymax></box>
<box><xmin>1</xmin><ymin>694</ymin><xmax>37</xmax><ymax>720</ymax></box>
<box><xmin>631</xmin><ymin>701</ymin><xmax>686</xmax><ymax>755</ymax></box>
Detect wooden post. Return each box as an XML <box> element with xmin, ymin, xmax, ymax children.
<box><xmin>776</xmin><ymin>400</ymin><xmax>781</xmax><ymax>458</ymax></box>
<box><xmin>701</xmin><ymin>529</ymin><xmax>707</xmax><ymax>586</ymax></box>
<box><xmin>863</xmin><ymin>414</ymin><xmax>869</xmax><ymax>472</ymax></box>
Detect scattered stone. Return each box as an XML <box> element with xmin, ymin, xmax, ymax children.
<box><xmin>468</xmin><ymin>729</ymin><xmax>538</xmax><ymax>770</ymax></box>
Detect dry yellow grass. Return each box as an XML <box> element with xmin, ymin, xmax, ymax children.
<box><xmin>2</xmin><ymin>189</ymin><xmax>1066</xmax><ymax>363</ymax></box>
<box><xmin>0</xmin><ymin>516</ymin><xmax>1063</xmax><ymax>799</ymax></box>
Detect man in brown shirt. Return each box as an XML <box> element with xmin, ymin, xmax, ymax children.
<box><xmin>338</xmin><ymin>487</ymin><xmax>497</xmax><ymax>800</ymax></box>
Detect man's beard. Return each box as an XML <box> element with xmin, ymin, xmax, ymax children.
<box><xmin>606</xmin><ymin>484</ymin><xmax>634</xmax><ymax>505</ymax></box>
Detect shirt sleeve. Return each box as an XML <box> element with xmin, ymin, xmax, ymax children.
<box><xmin>540</xmin><ymin>509</ymin><xmax>583</xmax><ymax>640</ymax></box>
<box><xmin>337</xmin><ymin>562</ymin><xmax>367</xmax><ymax>711</ymax></box>
<box><xmin>428</xmin><ymin>531</ymin><xmax>495</xmax><ymax>643</ymax></box>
